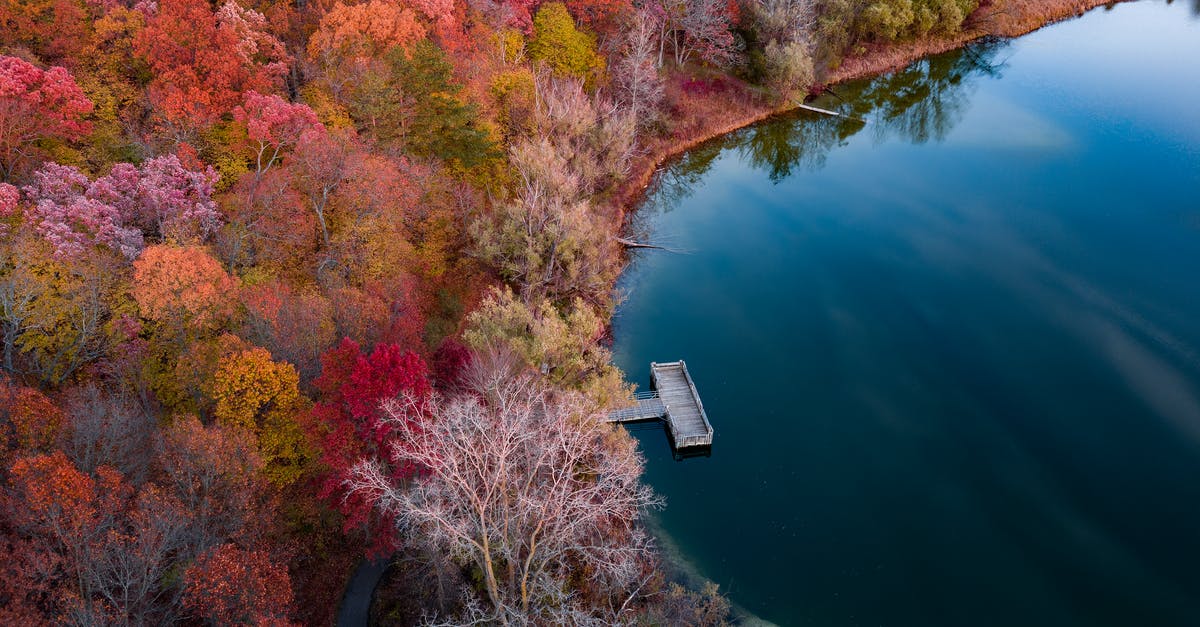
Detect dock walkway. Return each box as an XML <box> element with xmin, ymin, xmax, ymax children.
<box><xmin>607</xmin><ymin>361</ymin><xmax>713</xmax><ymax>451</ymax></box>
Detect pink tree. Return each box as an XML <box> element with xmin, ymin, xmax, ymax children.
<box><xmin>89</xmin><ymin>154</ymin><xmax>221</xmax><ymax>243</ymax></box>
<box><xmin>0</xmin><ymin>56</ymin><xmax>93</xmax><ymax>181</ymax></box>
<box><xmin>0</xmin><ymin>182</ymin><xmax>19</xmax><ymax>235</ymax></box>
<box><xmin>233</xmin><ymin>91</ymin><xmax>324</xmax><ymax>178</ymax></box>
<box><xmin>23</xmin><ymin>163</ymin><xmax>144</xmax><ymax>259</ymax></box>
<box><xmin>470</xmin><ymin>0</ymin><xmax>539</xmax><ymax>32</ymax></box>
<box><xmin>22</xmin><ymin>155</ymin><xmax>220</xmax><ymax>258</ymax></box>
<box><xmin>647</xmin><ymin>0</ymin><xmax>737</xmax><ymax>67</ymax></box>
<box><xmin>678</xmin><ymin>0</ymin><xmax>738</xmax><ymax>66</ymax></box>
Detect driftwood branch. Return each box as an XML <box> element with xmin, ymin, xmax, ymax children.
<box><xmin>614</xmin><ymin>236</ymin><xmax>687</xmax><ymax>253</ymax></box>
<box><xmin>796</xmin><ymin>103</ymin><xmax>868</xmax><ymax>124</ymax></box>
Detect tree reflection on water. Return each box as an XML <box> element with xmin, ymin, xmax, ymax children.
<box><xmin>644</xmin><ymin>37</ymin><xmax>1011</xmax><ymax>213</ymax></box>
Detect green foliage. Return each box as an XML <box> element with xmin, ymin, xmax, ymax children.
<box><xmin>471</xmin><ymin>76</ymin><xmax>634</xmax><ymax>308</ymax></box>
<box><xmin>856</xmin><ymin>0</ymin><xmax>979</xmax><ymax>42</ymax></box>
<box><xmin>738</xmin><ymin>0</ymin><xmax>818</xmax><ymax>100</ymax></box>
<box><xmin>859</xmin><ymin>0</ymin><xmax>916</xmax><ymax>41</ymax></box>
<box><xmin>423</xmin><ymin>287</ymin><xmax>463</xmax><ymax>349</ymax></box>
<box><xmin>489</xmin><ymin>68</ymin><xmax>537</xmax><ymax>140</ymax></box>
<box><xmin>528</xmin><ymin>2</ymin><xmax>605</xmax><ymax>85</ymax></box>
<box><xmin>469</xmin><ymin>184</ymin><xmax>619</xmax><ymax>307</ymax></box>
<box><xmin>464</xmin><ymin>287</ymin><xmax>630</xmax><ymax>406</ymax></box>
<box><xmin>348</xmin><ymin>40</ymin><xmax>499</xmax><ymax>170</ymax></box>
<box><xmin>813</xmin><ymin>0</ymin><xmax>856</xmax><ymax>67</ymax></box>
<box><xmin>808</xmin><ymin>0</ymin><xmax>978</xmax><ymax>66</ymax></box>
<box><xmin>763</xmin><ymin>39</ymin><xmax>815</xmax><ymax>100</ymax></box>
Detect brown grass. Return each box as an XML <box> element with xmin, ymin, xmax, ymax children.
<box><xmin>982</xmin><ymin>0</ymin><xmax>1127</xmax><ymax>36</ymax></box>
<box><xmin>609</xmin><ymin>72</ymin><xmax>783</xmax><ymax>221</ymax></box>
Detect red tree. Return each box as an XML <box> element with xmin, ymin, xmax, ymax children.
<box><xmin>565</xmin><ymin>0</ymin><xmax>632</xmax><ymax>30</ymax></box>
<box><xmin>0</xmin><ymin>376</ymin><xmax>64</xmax><ymax>470</ymax></box>
<box><xmin>4</xmin><ymin>452</ymin><xmax>130</xmax><ymax>620</ymax></box>
<box><xmin>0</xmin><ymin>56</ymin><xmax>93</xmax><ymax>181</ymax></box>
<box><xmin>307</xmin><ymin>337</ymin><xmax>430</xmax><ymax>555</ymax></box>
<box><xmin>430</xmin><ymin>336</ymin><xmax>471</xmax><ymax>390</ymax></box>
<box><xmin>471</xmin><ymin>0</ymin><xmax>538</xmax><ymax>31</ymax></box>
<box><xmin>308</xmin><ymin>0</ymin><xmax>456</xmax><ymax>63</ymax></box>
<box><xmin>0</xmin><ymin>0</ymin><xmax>93</xmax><ymax>63</ymax></box>
<box><xmin>183</xmin><ymin>543</ymin><xmax>295</xmax><ymax>625</ymax></box>
<box><xmin>134</xmin><ymin>0</ymin><xmax>288</xmax><ymax>133</ymax></box>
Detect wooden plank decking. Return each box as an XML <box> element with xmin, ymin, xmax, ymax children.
<box><xmin>607</xmin><ymin>394</ymin><xmax>666</xmax><ymax>423</ymax></box>
<box><xmin>608</xmin><ymin>360</ymin><xmax>713</xmax><ymax>451</ymax></box>
<box><xmin>652</xmin><ymin>361</ymin><xmax>713</xmax><ymax>448</ymax></box>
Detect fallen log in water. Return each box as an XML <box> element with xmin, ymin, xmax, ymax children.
<box><xmin>797</xmin><ymin>103</ymin><xmax>868</xmax><ymax>124</ymax></box>
<box><xmin>615</xmin><ymin>236</ymin><xmax>678</xmax><ymax>252</ymax></box>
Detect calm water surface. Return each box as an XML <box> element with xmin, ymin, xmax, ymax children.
<box><xmin>612</xmin><ymin>2</ymin><xmax>1200</xmax><ymax>625</ymax></box>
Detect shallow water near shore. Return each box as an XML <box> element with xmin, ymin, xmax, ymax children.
<box><xmin>613</xmin><ymin>2</ymin><xmax>1200</xmax><ymax>625</ymax></box>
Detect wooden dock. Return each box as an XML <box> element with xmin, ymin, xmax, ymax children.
<box><xmin>608</xmin><ymin>361</ymin><xmax>713</xmax><ymax>451</ymax></box>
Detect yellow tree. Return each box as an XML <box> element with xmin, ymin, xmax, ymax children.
<box><xmin>528</xmin><ymin>2</ymin><xmax>605</xmax><ymax>85</ymax></box>
<box><xmin>210</xmin><ymin>346</ymin><xmax>310</xmax><ymax>485</ymax></box>
<box><xmin>0</xmin><ymin>234</ymin><xmax>118</xmax><ymax>385</ymax></box>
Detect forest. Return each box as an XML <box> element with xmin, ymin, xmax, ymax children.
<box><xmin>0</xmin><ymin>0</ymin><xmax>990</xmax><ymax>623</ymax></box>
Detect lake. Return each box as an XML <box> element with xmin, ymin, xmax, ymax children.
<box><xmin>612</xmin><ymin>1</ymin><xmax>1200</xmax><ymax>625</ymax></box>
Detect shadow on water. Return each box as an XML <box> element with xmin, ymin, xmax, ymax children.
<box><xmin>616</xmin><ymin>420</ymin><xmax>712</xmax><ymax>460</ymax></box>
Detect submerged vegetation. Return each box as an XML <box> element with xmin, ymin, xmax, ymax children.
<box><xmin>0</xmin><ymin>0</ymin><xmax>1111</xmax><ymax>623</ymax></box>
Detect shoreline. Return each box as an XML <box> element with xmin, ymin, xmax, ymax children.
<box><xmin>603</xmin><ymin>0</ymin><xmax>1125</xmax><ymax>611</ymax></box>
<box><xmin>610</xmin><ymin>0</ymin><xmax>1125</xmax><ymax>224</ymax></box>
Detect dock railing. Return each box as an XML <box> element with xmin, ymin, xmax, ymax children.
<box><xmin>677</xmin><ymin>360</ymin><xmax>714</xmax><ymax>444</ymax></box>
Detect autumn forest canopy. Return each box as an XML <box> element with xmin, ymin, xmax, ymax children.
<box><xmin>0</xmin><ymin>0</ymin><xmax>984</xmax><ymax>622</ymax></box>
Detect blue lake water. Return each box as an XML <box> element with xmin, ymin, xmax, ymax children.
<box><xmin>613</xmin><ymin>2</ymin><xmax>1200</xmax><ymax>624</ymax></box>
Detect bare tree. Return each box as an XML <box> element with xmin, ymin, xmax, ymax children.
<box><xmin>614</xmin><ymin>9</ymin><xmax>666</xmax><ymax>129</ymax></box>
<box><xmin>64</xmin><ymin>384</ymin><xmax>156</xmax><ymax>485</ymax></box>
<box><xmin>80</xmin><ymin>487</ymin><xmax>190</xmax><ymax>626</ymax></box>
<box><xmin>646</xmin><ymin>0</ymin><xmax>737</xmax><ymax>68</ymax></box>
<box><xmin>154</xmin><ymin>416</ymin><xmax>272</xmax><ymax>559</ymax></box>
<box><xmin>347</xmin><ymin>356</ymin><xmax>662</xmax><ymax>623</ymax></box>
<box><xmin>750</xmin><ymin>0</ymin><xmax>817</xmax><ymax>43</ymax></box>
<box><xmin>471</xmin><ymin>75</ymin><xmax>632</xmax><ymax>307</ymax></box>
